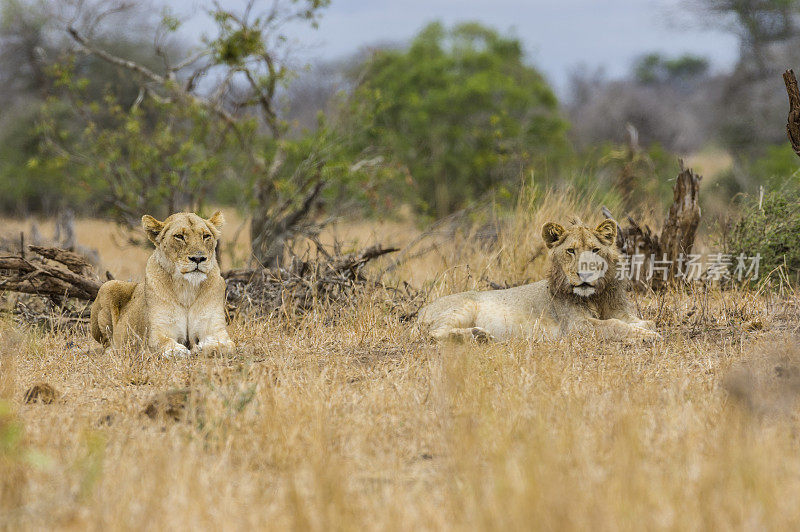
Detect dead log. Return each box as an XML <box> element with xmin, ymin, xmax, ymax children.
<box><xmin>783</xmin><ymin>69</ymin><xmax>800</xmax><ymax>158</ymax></box>
<box><xmin>0</xmin><ymin>245</ymin><xmax>102</xmax><ymax>301</ymax></box>
<box><xmin>0</xmin><ymin>252</ymin><xmax>102</xmax><ymax>301</ymax></box>
<box><xmin>602</xmin><ymin>207</ymin><xmax>661</xmax><ymax>260</ymax></box>
<box><xmin>28</xmin><ymin>246</ymin><xmax>99</xmax><ymax>279</ymax></box>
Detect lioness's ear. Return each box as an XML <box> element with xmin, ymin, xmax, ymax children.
<box><xmin>542</xmin><ymin>222</ymin><xmax>566</xmax><ymax>249</ymax></box>
<box><xmin>595</xmin><ymin>219</ymin><xmax>617</xmax><ymax>246</ymax></box>
<box><xmin>207</xmin><ymin>210</ymin><xmax>224</xmax><ymax>233</ymax></box>
<box><xmin>141</xmin><ymin>215</ymin><xmax>165</xmax><ymax>244</ymax></box>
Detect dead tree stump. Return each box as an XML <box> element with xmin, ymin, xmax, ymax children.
<box><xmin>660</xmin><ymin>162</ymin><xmax>702</xmax><ymax>281</ymax></box>
<box><xmin>604</xmin><ymin>161</ymin><xmax>702</xmax><ymax>288</ymax></box>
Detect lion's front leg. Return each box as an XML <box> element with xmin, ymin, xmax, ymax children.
<box><xmin>613</xmin><ymin>312</ymin><xmax>656</xmax><ymax>331</ymax></box>
<box><xmin>148</xmin><ymin>310</ymin><xmax>191</xmax><ymax>358</ymax></box>
<box><xmin>189</xmin><ymin>302</ymin><xmax>235</xmax><ymax>356</ymax></box>
<box><xmin>587</xmin><ymin>317</ymin><xmax>662</xmax><ymax>341</ymax></box>
<box><xmin>153</xmin><ymin>335</ymin><xmax>191</xmax><ymax>358</ymax></box>
<box><xmin>631</xmin><ymin>318</ymin><xmax>656</xmax><ymax>330</ymax></box>
<box><xmin>601</xmin><ymin>306</ymin><xmax>658</xmax><ymax>336</ymax></box>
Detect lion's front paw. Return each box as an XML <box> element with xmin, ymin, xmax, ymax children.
<box><xmin>471</xmin><ymin>327</ymin><xmax>496</xmax><ymax>343</ymax></box>
<box><xmin>633</xmin><ymin>319</ymin><xmax>656</xmax><ymax>330</ymax></box>
<box><xmin>630</xmin><ymin>324</ymin><xmax>662</xmax><ymax>342</ymax></box>
<box><xmin>194</xmin><ymin>335</ymin><xmax>235</xmax><ymax>356</ymax></box>
<box><xmin>161</xmin><ymin>343</ymin><xmax>191</xmax><ymax>358</ymax></box>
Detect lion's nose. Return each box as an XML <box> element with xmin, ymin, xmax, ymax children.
<box><xmin>189</xmin><ymin>255</ymin><xmax>207</xmax><ymax>264</ymax></box>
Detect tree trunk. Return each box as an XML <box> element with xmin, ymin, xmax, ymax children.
<box><xmin>249</xmin><ymin>181</ymin><xmax>324</xmax><ymax>267</ymax></box>
<box><xmin>783</xmin><ymin>69</ymin><xmax>800</xmax><ymax>158</ymax></box>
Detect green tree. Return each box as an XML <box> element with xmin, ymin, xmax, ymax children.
<box><xmin>348</xmin><ymin>22</ymin><xmax>569</xmax><ymax>216</ymax></box>
<box><xmin>0</xmin><ymin>0</ymin><xmax>191</xmax><ymax>214</ymax></box>
<box><xmin>37</xmin><ymin>60</ymin><xmax>237</xmax><ymax>225</ymax></box>
<box><xmin>38</xmin><ymin>0</ymin><xmax>341</xmax><ymax>265</ymax></box>
<box><xmin>633</xmin><ymin>53</ymin><xmax>709</xmax><ymax>85</ymax></box>
<box><xmin>695</xmin><ymin>0</ymin><xmax>800</xmax><ymax>72</ymax></box>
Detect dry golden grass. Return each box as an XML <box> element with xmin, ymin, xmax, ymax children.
<box><xmin>3</xmin><ymin>189</ymin><xmax>800</xmax><ymax>530</ymax></box>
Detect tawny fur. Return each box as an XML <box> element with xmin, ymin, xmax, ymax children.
<box><xmin>90</xmin><ymin>211</ymin><xmax>235</xmax><ymax>357</ymax></box>
<box><xmin>418</xmin><ymin>219</ymin><xmax>660</xmax><ymax>342</ymax></box>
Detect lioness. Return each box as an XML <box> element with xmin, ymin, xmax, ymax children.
<box><xmin>418</xmin><ymin>219</ymin><xmax>660</xmax><ymax>342</ymax></box>
<box><xmin>90</xmin><ymin>211</ymin><xmax>235</xmax><ymax>357</ymax></box>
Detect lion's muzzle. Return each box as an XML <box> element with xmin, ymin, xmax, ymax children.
<box><xmin>573</xmin><ymin>282</ymin><xmax>596</xmax><ymax>297</ymax></box>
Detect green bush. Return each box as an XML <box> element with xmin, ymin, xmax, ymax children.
<box><xmin>726</xmin><ymin>183</ymin><xmax>800</xmax><ymax>284</ymax></box>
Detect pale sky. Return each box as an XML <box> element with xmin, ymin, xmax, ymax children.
<box><xmin>170</xmin><ymin>0</ymin><xmax>739</xmax><ymax>93</ymax></box>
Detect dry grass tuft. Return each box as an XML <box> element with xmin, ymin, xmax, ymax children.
<box><xmin>142</xmin><ymin>388</ymin><xmax>197</xmax><ymax>422</ymax></box>
<box><xmin>22</xmin><ymin>383</ymin><xmax>59</xmax><ymax>405</ymax></box>
<box><xmin>0</xmin><ymin>320</ymin><xmax>28</xmax><ymax>519</ymax></box>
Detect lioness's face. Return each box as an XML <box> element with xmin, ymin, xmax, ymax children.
<box><xmin>142</xmin><ymin>211</ymin><xmax>224</xmax><ymax>284</ymax></box>
<box><xmin>542</xmin><ymin>219</ymin><xmax>618</xmax><ymax>297</ymax></box>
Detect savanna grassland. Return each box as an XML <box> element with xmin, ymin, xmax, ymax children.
<box><xmin>2</xmin><ymin>190</ymin><xmax>800</xmax><ymax>531</ymax></box>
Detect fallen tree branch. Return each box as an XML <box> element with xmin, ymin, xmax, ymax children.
<box><xmin>2</xmin><ymin>244</ymin><xmax>401</xmax><ymax>318</ymax></box>
<box><xmin>225</xmin><ymin>244</ymin><xmax>399</xmax><ymax>314</ymax></box>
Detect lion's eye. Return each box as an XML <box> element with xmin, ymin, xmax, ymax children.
<box><xmin>566</xmin><ymin>248</ymin><xmax>575</xmax><ymax>255</ymax></box>
<box><xmin>173</xmin><ymin>234</ymin><xmax>185</xmax><ymax>242</ymax></box>
<box><xmin>592</xmin><ymin>248</ymin><xmax>600</xmax><ymax>253</ymax></box>
<box><xmin>203</xmin><ymin>233</ymin><xmax>211</xmax><ymax>241</ymax></box>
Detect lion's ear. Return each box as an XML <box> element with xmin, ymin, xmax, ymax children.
<box><xmin>594</xmin><ymin>219</ymin><xmax>617</xmax><ymax>246</ymax></box>
<box><xmin>207</xmin><ymin>210</ymin><xmax>224</xmax><ymax>233</ymax></box>
<box><xmin>542</xmin><ymin>222</ymin><xmax>566</xmax><ymax>249</ymax></box>
<box><xmin>141</xmin><ymin>215</ymin><xmax>165</xmax><ymax>244</ymax></box>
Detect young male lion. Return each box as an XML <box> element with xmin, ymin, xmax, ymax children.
<box><xmin>418</xmin><ymin>219</ymin><xmax>660</xmax><ymax>342</ymax></box>
<box><xmin>90</xmin><ymin>211</ymin><xmax>235</xmax><ymax>357</ymax></box>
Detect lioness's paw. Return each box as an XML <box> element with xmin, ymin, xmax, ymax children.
<box><xmin>194</xmin><ymin>336</ymin><xmax>235</xmax><ymax>356</ymax></box>
<box><xmin>162</xmin><ymin>343</ymin><xmax>191</xmax><ymax>358</ymax></box>
<box><xmin>471</xmin><ymin>327</ymin><xmax>495</xmax><ymax>343</ymax></box>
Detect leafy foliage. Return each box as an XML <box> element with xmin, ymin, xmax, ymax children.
<box><xmin>347</xmin><ymin>22</ymin><xmax>569</xmax><ymax>216</ymax></box>
<box><xmin>36</xmin><ymin>58</ymin><xmax>242</xmax><ymax>225</ymax></box>
<box><xmin>0</xmin><ymin>0</ymin><xmax>205</xmax><ymax>215</ymax></box>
